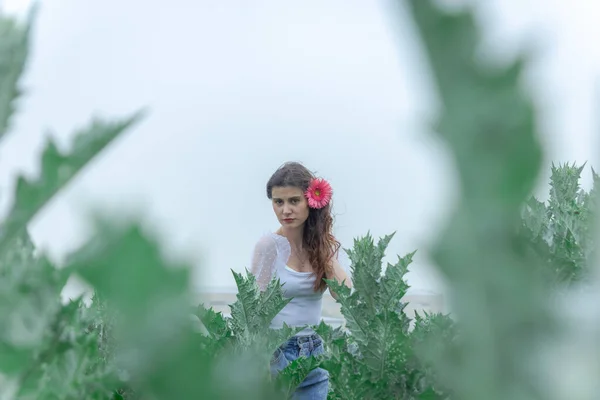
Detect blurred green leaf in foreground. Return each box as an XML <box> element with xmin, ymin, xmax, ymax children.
<box><xmin>0</xmin><ymin>7</ymin><xmax>146</xmax><ymax>399</ymax></box>
<box><xmin>404</xmin><ymin>1</ymin><xmax>560</xmax><ymax>399</ymax></box>
<box><xmin>66</xmin><ymin>218</ymin><xmax>286</xmax><ymax>399</ymax></box>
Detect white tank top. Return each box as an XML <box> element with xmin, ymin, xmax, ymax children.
<box><xmin>250</xmin><ymin>231</ymin><xmax>350</xmax><ymax>336</ymax></box>
<box><xmin>269</xmin><ymin>263</ymin><xmax>323</xmax><ymax>335</ymax></box>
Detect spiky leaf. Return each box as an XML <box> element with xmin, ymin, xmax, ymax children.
<box><xmin>0</xmin><ymin>111</ymin><xmax>145</xmax><ymax>255</ymax></box>
<box><xmin>405</xmin><ymin>1</ymin><xmax>555</xmax><ymax>399</ymax></box>
<box><xmin>0</xmin><ymin>10</ymin><xmax>32</xmax><ymax>141</ymax></box>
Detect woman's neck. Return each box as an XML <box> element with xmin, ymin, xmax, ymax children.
<box><xmin>277</xmin><ymin>225</ymin><xmax>304</xmax><ymax>249</ymax></box>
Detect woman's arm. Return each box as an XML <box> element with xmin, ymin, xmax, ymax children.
<box><xmin>325</xmin><ymin>254</ymin><xmax>352</xmax><ymax>301</ymax></box>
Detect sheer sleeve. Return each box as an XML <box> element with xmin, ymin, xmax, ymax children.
<box><xmin>250</xmin><ymin>233</ymin><xmax>291</xmax><ymax>291</ymax></box>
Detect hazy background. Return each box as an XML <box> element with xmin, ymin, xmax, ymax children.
<box><xmin>0</xmin><ymin>0</ymin><xmax>598</xmax><ymax>307</ymax></box>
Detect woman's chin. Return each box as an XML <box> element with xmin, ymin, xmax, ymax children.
<box><xmin>281</xmin><ymin>220</ymin><xmax>302</xmax><ymax>227</ymax></box>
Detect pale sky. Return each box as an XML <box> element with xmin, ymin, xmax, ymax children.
<box><xmin>0</xmin><ymin>0</ymin><xmax>598</xmax><ymax>304</ymax></box>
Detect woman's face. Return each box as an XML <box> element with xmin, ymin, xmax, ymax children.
<box><xmin>271</xmin><ymin>186</ymin><xmax>310</xmax><ymax>228</ymax></box>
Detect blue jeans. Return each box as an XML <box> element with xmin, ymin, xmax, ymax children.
<box><xmin>270</xmin><ymin>333</ymin><xmax>329</xmax><ymax>400</ymax></box>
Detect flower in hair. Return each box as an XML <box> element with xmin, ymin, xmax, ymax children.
<box><xmin>305</xmin><ymin>178</ymin><xmax>332</xmax><ymax>209</ymax></box>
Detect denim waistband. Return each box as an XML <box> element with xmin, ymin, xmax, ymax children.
<box><xmin>286</xmin><ymin>333</ymin><xmax>321</xmax><ymax>345</ymax></box>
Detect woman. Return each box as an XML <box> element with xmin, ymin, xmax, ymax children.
<box><xmin>250</xmin><ymin>161</ymin><xmax>352</xmax><ymax>400</ymax></box>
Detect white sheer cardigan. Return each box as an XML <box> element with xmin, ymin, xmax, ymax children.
<box><xmin>249</xmin><ymin>231</ymin><xmax>351</xmax><ymax>291</ymax></box>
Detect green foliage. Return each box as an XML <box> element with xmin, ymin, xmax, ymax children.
<box><xmin>0</xmin><ymin>11</ymin><xmax>144</xmax><ymax>398</ymax></box>
<box><xmin>0</xmin><ymin>10</ymin><xmax>144</xmax><ymax>256</ymax></box>
<box><xmin>0</xmin><ymin>229</ymin><xmax>125</xmax><ymax>399</ymax></box>
<box><xmin>404</xmin><ymin>1</ymin><xmax>572</xmax><ymax>399</ymax></box>
<box><xmin>195</xmin><ymin>269</ymin><xmax>305</xmax><ymax>399</ymax></box>
<box><xmin>520</xmin><ymin>163</ymin><xmax>600</xmax><ymax>284</ymax></box>
<box><xmin>0</xmin><ymin>112</ymin><xmax>144</xmax><ymax>256</ymax></box>
<box><xmin>0</xmin><ymin>7</ymin><xmax>31</xmax><ymax>141</ymax></box>
<box><xmin>64</xmin><ymin>219</ymin><xmax>290</xmax><ymax>400</ymax></box>
<box><xmin>322</xmin><ymin>232</ymin><xmax>453</xmax><ymax>399</ymax></box>
<box><xmin>0</xmin><ymin>11</ymin><xmax>141</xmax><ymax>400</ymax></box>
<box><xmin>191</xmin><ymin>232</ymin><xmax>454</xmax><ymax>400</ymax></box>
<box><xmin>410</xmin><ymin>312</ymin><xmax>458</xmax><ymax>399</ymax></box>
<box><xmin>228</xmin><ymin>270</ymin><xmax>296</xmax><ymax>346</ymax></box>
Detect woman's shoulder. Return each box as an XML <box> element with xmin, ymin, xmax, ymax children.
<box><xmin>253</xmin><ymin>231</ymin><xmax>290</xmax><ymax>254</ymax></box>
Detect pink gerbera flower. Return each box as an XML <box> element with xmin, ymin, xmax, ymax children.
<box><xmin>305</xmin><ymin>178</ymin><xmax>333</xmax><ymax>209</ymax></box>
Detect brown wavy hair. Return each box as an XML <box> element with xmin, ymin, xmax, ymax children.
<box><xmin>266</xmin><ymin>161</ymin><xmax>341</xmax><ymax>292</ymax></box>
